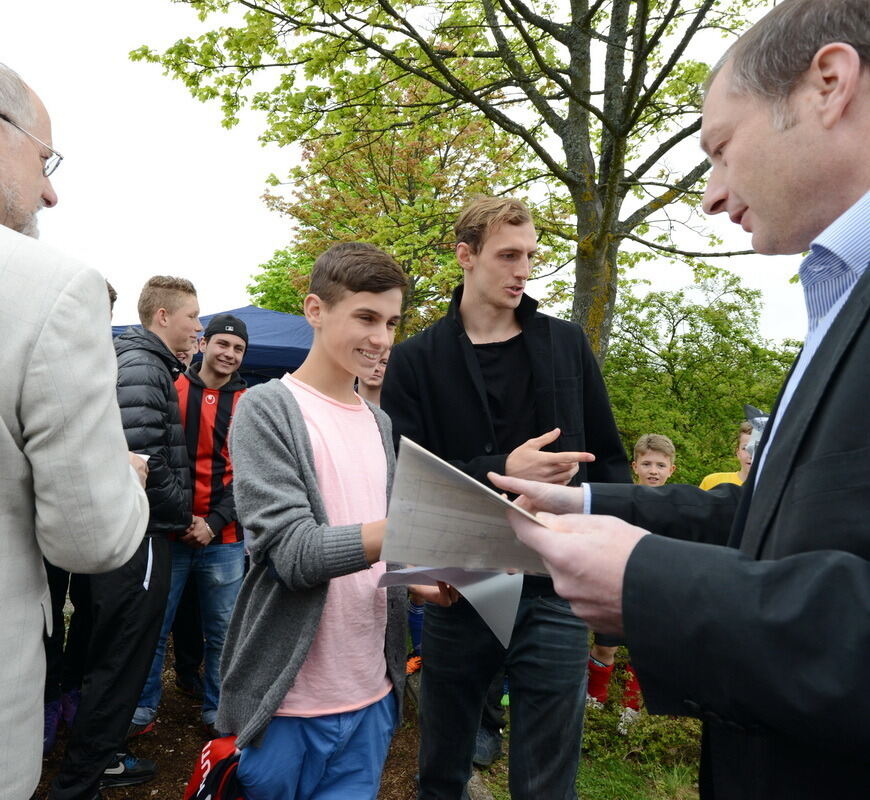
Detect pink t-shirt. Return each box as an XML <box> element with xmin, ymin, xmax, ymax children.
<box><xmin>275</xmin><ymin>374</ymin><xmax>392</xmax><ymax>717</ymax></box>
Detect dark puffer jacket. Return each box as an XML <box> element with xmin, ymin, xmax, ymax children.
<box><xmin>114</xmin><ymin>327</ymin><xmax>192</xmax><ymax>535</ymax></box>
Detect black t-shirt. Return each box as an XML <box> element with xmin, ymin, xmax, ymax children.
<box><xmin>472</xmin><ymin>332</ymin><xmax>536</xmax><ymax>454</ymax></box>
<box><xmin>473</xmin><ymin>333</ymin><xmax>554</xmax><ymax>596</ymax></box>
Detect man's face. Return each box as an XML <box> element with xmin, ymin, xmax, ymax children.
<box><xmin>163</xmin><ymin>295</ymin><xmax>202</xmax><ymax>354</ymax></box>
<box><xmin>736</xmin><ymin>432</ymin><xmax>753</xmax><ymax>472</ymax></box>
<box><xmin>311</xmin><ymin>289</ymin><xmax>402</xmax><ymax>381</ymax></box>
<box><xmin>457</xmin><ymin>221</ymin><xmax>537</xmax><ymax>312</ymax></box>
<box><xmin>200</xmin><ymin>332</ymin><xmax>246</xmax><ymax>377</ymax></box>
<box><xmin>175</xmin><ymin>343</ymin><xmax>197</xmax><ymax>366</ymax></box>
<box><xmin>359</xmin><ymin>353</ymin><xmax>389</xmax><ymax>390</ymax></box>
<box><xmin>632</xmin><ymin>450</ymin><xmax>676</xmax><ymax>487</ymax></box>
<box><xmin>700</xmin><ymin>62</ymin><xmax>828</xmax><ymax>255</ymax></box>
<box><xmin>0</xmin><ymin>91</ymin><xmax>58</xmax><ymax>237</ymax></box>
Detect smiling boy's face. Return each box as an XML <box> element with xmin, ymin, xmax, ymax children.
<box><xmin>632</xmin><ymin>449</ymin><xmax>676</xmax><ymax>487</ymax></box>
<box><xmin>309</xmin><ymin>288</ymin><xmax>403</xmax><ymax>381</ymax></box>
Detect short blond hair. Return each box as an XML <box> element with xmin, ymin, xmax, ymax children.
<box><xmin>454</xmin><ymin>196</ymin><xmax>533</xmax><ymax>254</ymax></box>
<box><xmin>137</xmin><ymin>275</ymin><xmax>197</xmax><ymax>326</ymax></box>
<box><xmin>633</xmin><ymin>434</ymin><xmax>676</xmax><ymax>463</ymax></box>
<box><xmin>734</xmin><ymin>420</ymin><xmax>753</xmax><ymax>451</ymax></box>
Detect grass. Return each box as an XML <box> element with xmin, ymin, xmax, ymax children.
<box><xmin>480</xmin><ymin>659</ymin><xmax>701</xmax><ymax>800</ymax></box>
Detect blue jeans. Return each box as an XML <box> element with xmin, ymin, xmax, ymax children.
<box><xmin>418</xmin><ymin>594</ymin><xmax>588</xmax><ymax>800</ymax></box>
<box><xmin>135</xmin><ymin>540</ymin><xmax>245</xmax><ymax>725</ymax></box>
<box><xmin>237</xmin><ymin>693</ymin><xmax>397</xmax><ymax>800</ymax></box>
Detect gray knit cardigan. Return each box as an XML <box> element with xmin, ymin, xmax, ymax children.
<box><xmin>215</xmin><ymin>379</ymin><xmax>406</xmax><ymax>748</ymax></box>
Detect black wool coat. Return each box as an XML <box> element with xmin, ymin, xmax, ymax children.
<box><xmin>382</xmin><ymin>286</ymin><xmax>631</xmax><ymax>489</ymax></box>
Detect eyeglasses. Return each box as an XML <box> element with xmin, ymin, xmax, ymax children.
<box><xmin>0</xmin><ymin>112</ymin><xmax>63</xmax><ymax>177</ymax></box>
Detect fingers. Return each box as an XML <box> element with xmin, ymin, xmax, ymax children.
<box><xmin>506</xmin><ymin>508</ymin><xmax>566</xmax><ymax>559</ymax></box>
<box><xmin>536</xmin><ymin>512</ymin><xmax>589</xmax><ymax>532</ymax></box>
<box><xmin>489</xmin><ymin>472</ymin><xmax>546</xmax><ymax>496</ymax></box>
<box><xmin>523</xmin><ymin>428</ymin><xmax>561</xmax><ymax>450</ymax></box>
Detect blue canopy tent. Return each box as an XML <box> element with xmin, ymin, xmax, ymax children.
<box><xmin>112</xmin><ymin>304</ymin><xmax>312</xmax><ymax>385</ymax></box>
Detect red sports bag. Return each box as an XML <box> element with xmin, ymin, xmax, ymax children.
<box><xmin>183</xmin><ymin>735</ymin><xmax>245</xmax><ymax>800</ymax></box>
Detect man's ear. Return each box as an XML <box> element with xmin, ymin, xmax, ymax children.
<box><xmin>154</xmin><ymin>307</ymin><xmax>169</xmax><ymax>328</ymax></box>
<box><xmin>456</xmin><ymin>242</ymin><xmax>475</xmax><ymax>272</ymax></box>
<box><xmin>198</xmin><ymin>337</ymin><xmax>207</xmax><ymax>354</ymax></box>
<box><xmin>303</xmin><ymin>293</ymin><xmax>324</xmax><ymax>327</ymax></box>
<box><xmin>809</xmin><ymin>42</ymin><xmax>863</xmax><ymax>129</ymax></box>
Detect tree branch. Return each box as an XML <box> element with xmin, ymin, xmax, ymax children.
<box><xmin>620</xmin><ymin>232</ymin><xmax>754</xmax><ymax>258</ymax></box>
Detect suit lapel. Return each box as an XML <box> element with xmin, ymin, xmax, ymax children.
<box><xmin>739</xmin><ymin>270</ymin><xmax>870</xmax><ymax>557</ymax></box>
<box><xmin>726</xmin><ymin>360</ymin><xmax>796</xmax><ymax>549</ymax></box>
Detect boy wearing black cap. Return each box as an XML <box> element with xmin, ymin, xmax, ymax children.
<box><xmin>129</xmin><ymin>314</ymin><xmax>248</xmax><ymax>739</ymax></box>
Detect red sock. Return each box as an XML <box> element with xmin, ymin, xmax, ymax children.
<box><xmin>587</xmin><ymin>658</ymin><xmax>615</xmax><ymax>704</ymax></box>
<box><xmin>622</xmin><ymin>663</ymin><xmax>642</xmax><ymax>710</ymax></box>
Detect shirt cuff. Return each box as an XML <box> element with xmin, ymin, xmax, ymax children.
<box><xmin>582</xmin><ymin>482</ymin><xmax>592</xmax><ymax>514</ymax></box>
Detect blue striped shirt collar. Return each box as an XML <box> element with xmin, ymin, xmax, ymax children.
<box><xmin>799</xmin><ymin>191</ymin><xmax>870</xmax><ymax>330</ymax></box>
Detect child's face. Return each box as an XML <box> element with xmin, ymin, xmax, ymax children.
<box><xmin>736</xmin><ymin>432</ymin><xmax>753</xmax><ymax>471</ymax></box>
<box><xmin>311</xmin><ymin>288</ymin><xmax>403</xmax><ymax>380</ymax></box>
<box><xmin>632</xmin><ymin>449</ymin><xmax>676</xmax><ymax>486</ymax></box>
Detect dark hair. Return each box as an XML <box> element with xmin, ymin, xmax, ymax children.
<box><xmin>137</xmin><ymin>275</ymin><xmax>197</xmax><ymax>326</ymax></box>
<box><xmin>454</xmin><ymin>196</ymin><xmax>533</xmax><ymax>254</ymax></box>
<box><xmin>309</xmin><ymin>242</ymin><xmax>407</xmax><ymax>306</ymax></box>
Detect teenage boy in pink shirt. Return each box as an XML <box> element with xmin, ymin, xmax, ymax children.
<box><xmin>216</xmin><ymin>242</ymin><xmax>455</xmax><ymax>800</ymax></box>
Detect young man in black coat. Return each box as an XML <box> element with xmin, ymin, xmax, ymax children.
<box><xmin>50</xmin><ymin>276</ymin><xmax>200</xmax><ymax>800</ymax></box>
<box><xmin>381</xmin><ymin>197</ymin><xmax>631</xmax><ymax>800</ymax></box>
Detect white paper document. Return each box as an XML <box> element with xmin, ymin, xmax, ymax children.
<box><xmin>382</xmin><ymin>437</ymin><xmax>548</xmax><ymax>575</ymax></box>
<box><xmin>378</xmin><ymin>567</ymin><xmax>523</xmax><ymax>647</ymax></box>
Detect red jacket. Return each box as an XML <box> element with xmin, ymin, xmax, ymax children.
<box><xmin>175</xmin><ymin>363</ymin><xmax>246</xmax><ymax>544</ymax></box>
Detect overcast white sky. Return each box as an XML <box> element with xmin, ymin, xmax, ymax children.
<box><xmin>2</xmin><ymin>0</ymin><xmax>806</xmax><ymax>341</ymax></box>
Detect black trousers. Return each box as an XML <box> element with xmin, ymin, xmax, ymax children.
<box><xmin>44</xmin><ymin>562</ymin><xmax>91</xmax><ymax>702</ymax></box>
<box><xmin>49</xmin><ymin>536</ymin><xmax>171</xmax><ymax>800</ymax></box>
<box><xmin>171</xmin><ymin>576</ymin><xmax>204</xmax><ymax>680</ymax></box>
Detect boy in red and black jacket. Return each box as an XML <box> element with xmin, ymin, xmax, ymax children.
<box><xmin>129</xmin><ymin>314</ymin><xmax>248</xmax><ymax>739</ymax></box>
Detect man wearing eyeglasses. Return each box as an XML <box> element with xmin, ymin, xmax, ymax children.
<box><xmin>0</xmin><ymin>94</ymin><xmax>61</xmax><ymax>236</ymax></box>
<box><xmin>0</xmin><ymin>63</ymin><xmax>149</xmax><ymax>800</ymax></box>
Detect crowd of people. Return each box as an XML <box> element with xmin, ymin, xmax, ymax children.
<box><xmin>3</xmin><ymin>1</ymin><xmax>870</xmax><ymax>799</ymax></box>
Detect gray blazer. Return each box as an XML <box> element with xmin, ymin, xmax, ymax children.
<box><xmin>0</xmin><ymin>226</ymin><xmax>148</xmax><ymax>800</ymax></box>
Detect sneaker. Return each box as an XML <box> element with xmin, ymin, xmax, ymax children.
<box><xmin>175</xmin><ymin>672</ymin><xmax>204</xmax><ymax>700</ymax></box>
<box><xmin>617</xmin><ymin>706</ymin><xmax>641</xmax><ymax>735</ymax></box>
<box><xmin>125</xmin><ymin>719</ymin><xmax>155</xmax><ymax>740</ymax></box>
<box><xmin>100</xmin><ymin>751</ymin><xmax>157</xmax><ymax>788</ymax></box>
<box><xmin>43</xmin><ymin>700</ymin><xmax>62</xmax><ymax>755</ymax></box>
<box><xmin>406</xmin><ymin>654</ymin><xmax>423</xmax><ymax>675</ymax></box>
<box><xmin>585</xmin><ymin>694</ymin><xmax>604</xmax><ymax>710</ymax></box>
<box><xmin>471</xmin><ymin>726</ymin><xmax>502</xmax><ymax>768</ymax></box>
<box><xmin>586</xmin><ymin>658</ymin><xmax>615</xmax><ymax>705</ymax></box>
<box><xmin>61</xmin><ymin>688</ymin><xmax>81</xmax><ymax>727</ymax></box>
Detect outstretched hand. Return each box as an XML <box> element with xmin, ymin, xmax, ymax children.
<box><xmin>409</xmin><ymin>581</ymin><xmax>460</xmax><ymax>607</ymax></box>
<box><xmin>505</xmin><ymin>510</ymin><xmax>648</xmax><ymax>635</ymax></box>
<box><xmin>488</xmin><ymin>472</ymin><xmax>585</xmax><ymax>515</ymax></box>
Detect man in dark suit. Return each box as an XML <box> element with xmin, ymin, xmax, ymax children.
<box><xmin>492</xmin><ymin>1</ymin><xmax>870</xmax><ymax>798</ymax></box>
<box><xmin>382</xmin><ymin>196</ymin><xmax>631</xmax><ymax>799</ymax></box>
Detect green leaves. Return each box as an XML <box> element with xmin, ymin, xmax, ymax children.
<box><xmin>140</xmin><ymin>0</ymin><xmax>769</xmax><ymax>352</ymax></box>
<box><xmin>604</xmin><ymin>266</ymin><xmax>797</xmax><ymax>484</ymax></box>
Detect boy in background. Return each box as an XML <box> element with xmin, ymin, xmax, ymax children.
<box><xmin>216</xmin><ymin>243</ymin><xmax>452</xmax><ymax>800</ymax></box>
<box><xmin>587</xmin><ymin>434</ymin><xmax>677</xmax><ymax>732</ymax></box>
<box><xmin>700</xmin><ymin>421</ymin><xmax>753</xmax><ymax>489</ymax></box>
